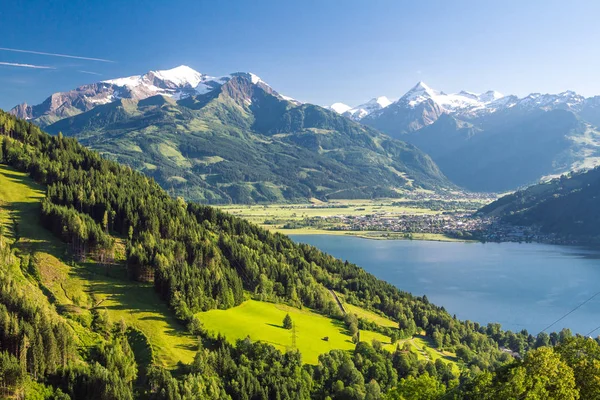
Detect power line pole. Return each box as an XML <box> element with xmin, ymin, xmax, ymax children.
<box><xmin>291</xmin><ymin>322</ymin><xmax>297</xmax><ymax>349</ymax></box>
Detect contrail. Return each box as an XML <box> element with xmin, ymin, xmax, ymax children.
<box><xmin>0</xmin><ymin>47</ymin><xmax>114</xmax><ymax>63</ymax></box>
<box><xmin>78</xmin><ymin>70</ymin><xmax>102</xmax><ymax>76</ymax></box>
<box><xmin>0</xmin><ymin>61</ymin><xmax>54</xmax><ymax>69</ymax></box>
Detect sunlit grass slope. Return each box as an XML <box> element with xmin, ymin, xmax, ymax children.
<box><xmin>0</xmin><ymin>164</ymin><xmax>197</xmax><ymax>368</ymax></box>
<box><xmin>196</xmin><ymin>299</ymin><xmax>392</xmax><ymax>364</ymax></box>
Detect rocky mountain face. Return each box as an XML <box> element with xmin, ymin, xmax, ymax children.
<box><xmin>15</xmin><ymin>66</ymin><xmax>452</xmax><ymax>204</ymax></box>
<box><xmin>10</xmin><ymin>66</ymin><xmax>297</xmax><ymax>127</ymax></box>
<box><xmin>331</xmin><ymin>82</ymin><xmax>600</xmax><ymax>192</ymax></box>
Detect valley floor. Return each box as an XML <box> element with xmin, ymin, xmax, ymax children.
<box><xmin>219</xmin><ymin>196</ymin><xmax>494</xmax><ymax>242</ymax></box>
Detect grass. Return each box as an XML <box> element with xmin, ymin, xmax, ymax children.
<box><xmin>76</xmin><ymin>263</ymin><xmax>197</xmax><ymax>368</ymax></box>
<box><xmin>196</xmin><ymin>299</ymin><xmax>391</xmax><ymax>364</ymax></box>
<box><xmin>0</xmin><ymin>164</ymin><xmax>197</xmax><ymax>369</ymax></box>
<box><xmin>342</xmin><ymin>302</ymin><xmax>398</xmax><ymax>328</ymax></box>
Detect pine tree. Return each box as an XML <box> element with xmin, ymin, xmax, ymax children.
<box><xmin>283</xmin><ymin>314</ymin><xmax>293</xmax><ymax>330</ymax></box>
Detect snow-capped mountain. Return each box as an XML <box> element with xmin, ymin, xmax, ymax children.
<box><xmin>343</xmin><ymin>81</ymin><xmax>596</xmax><ymax>125</ymax></box>
<box><xmin>327</xmin><ymin>97</ymin><xmax>393</xmax><ymax>120</ymax></box>
<box><xmin>326</xmin><ymin>103</ymin><xmax>353</xmax><ymax>114</ymax></box>
<box><xmin>346</xmin><ymin>96</ymin><xmax>393</xmax><ymax>120</ymax></box>
<box><xmin>395</xmin><ymin>81</ymin><xmax>495</xmax><ymax>111</ymax></box>
<box><xmin>101</xmin><ymin>65</ymin><xmax>230</xmax><ymax>101</ymax></box>
<box><xmin>331</xmin><ymin>82</ymin><xmax>505</xmax><ymax>120</ymax></box>
<box><xmin>338</xmin><ymin>81</ymin><xmax>600</xmax><ymax>139</ymax></box>
<box><xmin>353</xmin><ymin>81</ymin><xmax>600</xmax><ymax>194</ymax></box>
<box><xmin>10</xmin><ymin>66</ymin><xmax>298</xmax><ymax>127</ymax></box>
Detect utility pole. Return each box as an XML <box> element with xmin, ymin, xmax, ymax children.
<box><xmin>291</xmin><ymin>322</ymin><xmax>297</xmax><ymax>349</ymax></box>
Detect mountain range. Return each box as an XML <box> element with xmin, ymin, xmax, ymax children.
<box><xmin>10</xmin><ymin>66</ymin><xmax>451</xmax><ymax>203</ymax></box>
<box><xmin>330</xmin><ymin>83</ymin><xmax>600</xmax><ymax>192</ymax></box>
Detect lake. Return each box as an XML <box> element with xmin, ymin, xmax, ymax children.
<box><xmin>290</xmin><ymin>235</ymin><xmax>600</xmax><ymax>335</ymax></box>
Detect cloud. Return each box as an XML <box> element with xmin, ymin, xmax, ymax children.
<box><xmin>0</xmin><ymin>47</ymin><xmax>114</xmax><ymax>63</ymax></box>
<box><xmin>0</xmin><ymin>61</ymin><xmax>54</xmax><ymax>69</ymax></box>
<box><xmin>78</xmin><ymin>70</ymin><xmax>102</xmax><ymax>76</ymax></box>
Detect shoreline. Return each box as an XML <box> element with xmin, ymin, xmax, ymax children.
<box><xmin>274</xmin><ymin>228</ymin><xmax>600</xmax><ymax>248</ymax></box>
<box><xmin>271</xmin><ymin>228</ymin><xmax>469</xmax><ymax>242</ymax></box>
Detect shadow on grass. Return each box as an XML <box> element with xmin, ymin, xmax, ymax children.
<box><xmin>0</xmin><ymin>167</ymin><xmax>46</xmax><ymax>191</ymax></box>
<box><xmin>266</xmin><ymin>323</ymin><xmax>286</xmax><ymax>329</ymax></box>
<box><xmin>174</xmin><ymin>342</ymin><xmax>199</xmax><ymax>352</ymax></box>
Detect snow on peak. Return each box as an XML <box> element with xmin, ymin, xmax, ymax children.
<box><xmin>249</xmin><ymin>72</ymin><xmax>262</xmax><ymax>84</ymax></box>
<box><xmin>517</xmin><ymin>90</ymin><xmax>585</xmax><ymax>111</ymax></box>
<box><xmin>478</xmin><ymin>90</ymin><xmax>504</xmax><ymax>103</ymax></box>
<box><xmin>104</xmin><ymin>65</ymin><xmax>204</xmax><ymax>89</ymax></box>
<box><xmin>228</xmin><ymin>72</ymin><xmax>268</xmax><ymax>86</ymax></box>
<box><xmin>397</xmin><ymin>81</ymin><xmax>505</xmax><ymax>112</ymax></box>
<box><xmin>412</xmin><ymin>81</ymin><xmax>433</xmax><ymax>92</ymax></box>
<box><xmin>458</xmin><ymin>90</ymin><xmax>479</xmax><ymax>100</ymax></box>
<box><xmin>402</xmin><ymin>81</ymin><xmax>441</xmax><ymax>107</ymax></box>
<box><xmin>344</xmin><ymin>96</ymin><xmax>394</xmax><ymax>119</ymax></box>
<box><xmin>371</xmin><ymin>96</ymin><xmax>393</xmax><ymax>108</ymax></box>
<box><xmin>152</xmin><ymin>65</ymin><xmax>203</xmax><ymax>87</ymax></box>
<box><xmin>329</xmin><ymin>103</ymin><xmax>353</xmax><ymax>114</ymax></box>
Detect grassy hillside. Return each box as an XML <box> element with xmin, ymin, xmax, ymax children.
<box><xmin>0</xmin><ymin>164</ymin><xmax>197</xmax><ymax>368</ymax></box>
<box><xmin>197</xmin><ymin>299</ymin><xmax>392</xmax><ymax>364</ymax></box>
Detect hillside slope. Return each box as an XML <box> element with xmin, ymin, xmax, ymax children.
<box><xmin>480</xmin><ymin>166</ymin><xmax>600</xmax><ymax>239</ymax></box>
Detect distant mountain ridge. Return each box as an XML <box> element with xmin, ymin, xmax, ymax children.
<box><xmin>329</xmin><ymin>82</ymin><xmax>600</xmax><ymax>192</ymax></box>
<box><xmin>12</xmin><ymin>66</ymin><xmax>452</xmax><ymax>204</ymax></box>
<box><xmin>10</xmin><ymin>66</ymin><xmax>300</xmax><ymax>127</ymax></box>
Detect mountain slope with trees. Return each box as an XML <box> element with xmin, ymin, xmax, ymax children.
<box><xmin>480</xmin><ymin>165</ymin><xmax>600</xmax><ymax>241</ymax></box>
<box><xmin>0</xmin><ymin>109</ymin><xmax>599</xmax><ymax>398</ymax></box>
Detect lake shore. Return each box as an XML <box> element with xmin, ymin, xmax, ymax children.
<box><xmin>272</xmin><ymin>228</ymin><xmax>468</xmax><ymax>242</ymax></box>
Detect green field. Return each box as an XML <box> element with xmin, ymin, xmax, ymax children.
<box><xmin>196</xmin><ymin>299</ymin><xmax>392</xmax><ymax>364</ymax></box>
<box><xmin>219</xmin><ymin>199</ymin><xmax>438</xmax><ymax>226</ymax></box>
<box><xmin>342</xmin><ymin>302</ymin><xmax>399</xmax><ymax>328</ymax></box>
<box><xmin>0</xmin><ymin>164</ymin><xmax>197</xmax><ymax>368</ymax></box>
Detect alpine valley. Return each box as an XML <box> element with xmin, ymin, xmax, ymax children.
<box><xmin>10</xmin><ymin>66</ymin><xmax>450</xmax><ymax>204</ymax></box>
<box><xmin>331</xmin><ymin>82</ymin><xmax>600</xmax><ymax>192</ymax></box>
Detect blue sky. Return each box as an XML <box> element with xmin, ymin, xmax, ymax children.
<box><xmin>0</xmin><ymin>0</ymin><xmax>599</xmax><ymax>110</ymax></box>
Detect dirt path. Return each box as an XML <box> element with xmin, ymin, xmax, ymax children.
<box><xmin>329</xmin><ymin>289</ymin><xmax>346</xmax><ymax>315</ymax></box>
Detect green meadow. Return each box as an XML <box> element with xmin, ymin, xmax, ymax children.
<box><xmin>196</xmin><ymin>299</ymin><xmax>392</xmax><ymax>365</ymax></box>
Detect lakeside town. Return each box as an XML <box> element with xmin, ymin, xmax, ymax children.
<box><xmin>281</xmin><ymin>211</ymin><xmax>570</xmax><ymax>244</ymax></box>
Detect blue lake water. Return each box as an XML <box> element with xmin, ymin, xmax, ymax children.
<box><xmin>290</xmin><ymin>235</ymin><xmax>600</xmax><ymax>335</ymax></box>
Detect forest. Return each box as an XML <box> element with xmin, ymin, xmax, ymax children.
<box><xmin>0</xmin><ymin>109</ymin><xmax>599</xmax><ymax>399</ymax></box>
